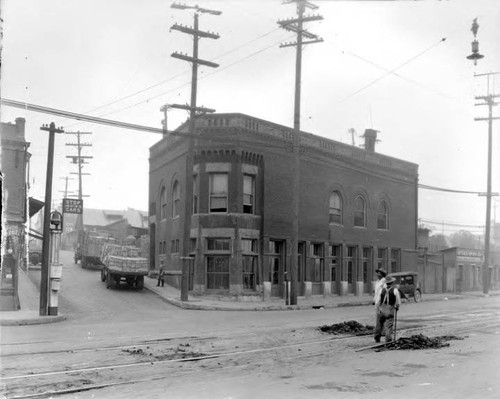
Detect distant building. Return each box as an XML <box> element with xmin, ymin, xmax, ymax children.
<box><xmin>63</xmin><ymin>207</ymin><xmax>148</xmax><ymax>248</ymax></box>
<box><xmin>149</xmin><ymin>113</ymin><xmax>419</xmax><ymax>300</ymax></box>
<box><xmin>1</xmin><ymin>118</ymin><xmax>31</xmax><ymax>309</ymax></box>
<box><xmin>441</xmin><ymin>247</ymin><xmax>489</xmax><ymax>292</ymax></box>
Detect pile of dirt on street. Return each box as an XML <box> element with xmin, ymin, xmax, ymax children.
<box><xmin>319</xmin><ymin>320</ymin><xmax>374</xmax><ymax>336</ymax></box>
<box><xmin>377</xmin><ymin>334</ymin><xmax>465</xmax><ymax>351</ymax></box>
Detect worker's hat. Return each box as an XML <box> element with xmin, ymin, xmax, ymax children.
<box><xmin>385</xmin><ymin>276</ymin><xmax>396</xmax><ymax>285</ymax></box>
<box><xmin>375</xmin><ymin>268</ymin><xmax>387</xmax><ymax>277</ymax></box>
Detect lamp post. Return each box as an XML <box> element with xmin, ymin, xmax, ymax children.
<box><xmin>467</xmin><ymin>19</ymin><xmax>499</xmax><ymax>295</ymax></box>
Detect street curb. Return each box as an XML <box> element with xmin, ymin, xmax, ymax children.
<box><xmin>0</xmin><ymin>313</ymin><xmax>66</xmax><ymax>326</ymax></box>
<box><xmin>144</xmin><ymin>284</ymin><xmax>500</xmax><ymax>311</ymax></box>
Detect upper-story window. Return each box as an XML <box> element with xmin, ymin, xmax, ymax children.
<box><xmin>377</xmin><ymin>200</ymin><xmax>388</xmax><ymax>230</ymax></box>
<box><xmin>329</xmin><ymin>191</ymin><xmax>342</xmax><ymax>225</ymax></box>
<box><xmin>243</xmin><ymin>174</ymin><xmax>255</xmax><ymax>214</ymax></box>
<box><xmin>160</xmin><ymin>186</ymin><xmax>167</xmax><ymax>220</ymax></box>
<box><xmin>172</xmin><ymin>180</ymin><xmax>180</xmax><ymax>218</ymax></box>
<box><xmin>193</xmin><ymin>174</ymin><xmax>199</xmax><ymax>214</ymax></box>
<box><xmin>353</xmin><ymin>194</ymin><xmax>366</xmax><ymax>228</ymax></box>
<box><xmin>210</xmin><ymin>173</ymin><xmax>228</xmax><ymax>213</ymax></box>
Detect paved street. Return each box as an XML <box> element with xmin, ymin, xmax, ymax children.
<box><xmin>2</xmin><ymin>250</ymin><xmax>500</xmax><ymax>398</ymax></box>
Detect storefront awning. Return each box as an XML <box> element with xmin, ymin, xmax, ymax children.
<box><xmin>29</xmin><ymin>197</ymin><xmax>44</xmax><ymax>218</ymax></box>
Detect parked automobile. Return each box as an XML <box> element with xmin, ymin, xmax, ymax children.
<box><xmin>388</xmin><ymin>271</ymin><xmax>422</xmax><ymax>302</ymax></box>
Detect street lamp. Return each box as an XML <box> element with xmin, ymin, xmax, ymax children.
<box><xmin>466</xmin><ymin>18</ymin><xmax>484</xmax><ymax>65</ymax></box>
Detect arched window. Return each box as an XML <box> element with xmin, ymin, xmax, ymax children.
<box><xmin>377</xmin><ymin>200</ymin><xmax>388</xmax><ymax>230</ymax></box>
<box><xmin>160</xmin><ymin>186</ymin><xmax>167</xmax><ymax>220</ymax></box>
<box><xmin>353</xmin><ymin>195</ymin><xmax>366</xmax><ymax>228</ymax></box>
<box><xmin>329</xmin><ymin>191</ymin><xmax>342</xmax><ymax>225</ymax></box>
<box><xmin>172</xmin><ymin>180</ymin><xmax>180</xmax><ymax>218</ymax></box>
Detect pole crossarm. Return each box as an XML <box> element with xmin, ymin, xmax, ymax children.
<box><xmin>478</xmin><ymin>192</ymin><xmax>499</xmax><ymax>197</ymax></box>
<box><xmin>475</xmin><ymin>117</ymin><xmax>500</xmax><ymax>121</ymax></box>
<box><xmin>475</xmin><ymin>94</ymin><xmax>500</xmax><ymax>100</ymax></box>
<box><xmin>170</xmin><ymin>24</ymin><xmax>220</xmax><ymax>39</ymax></box>
<box><xmin>171</xmin><ymin>3</ymin><xmax>222</xmax><ymax>15</ymax></box>
<box><xmin>170</xmin><ymin>103</ymin><xmax>216</xmax><ymax>113</ymax></box>
<box><xmin>171</xmin><ymin>52</ymin><xmax>219</xmax><ymax>68</ymax></box>
<box><xmin>65</xmin><ymin>155</ymin><xmax>93</xmax><ymax>159</ymax></box>
<box><xmin>280</xmin><ymin>38</ymin><xmax>323</xmax><ymax>48</ymax></box>
<box><xmin>278</xmin><ymin>14</ymin><xmax>323</xmax><ymax>27</ymax></box>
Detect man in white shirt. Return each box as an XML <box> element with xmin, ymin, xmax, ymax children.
<box><xmin>373</xmin><ymin>268</ymin><xmax>387</xmax><ymax>342</ymax></box>
<box><xmin>374</xmin><ymin>276</ymin><xmax>402</xmax><ymax>343</ymax></box>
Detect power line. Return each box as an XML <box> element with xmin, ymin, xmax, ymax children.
<box><xmin>418</xmin><ymin>184</ymin><xmax>495</xmax><ymax>195</ymax></box>
<box><xmin>339</xmin><ymin>37</ymin><xmax>447</xmax><ymax>103</ymax></box>
<box><xmin>419</xmin><ymin>218</ymin><xmax>484</xmax><ymax>229</ymax></box>
<box><xmin>63</xmin><ymin>27</ymin><xmax>285</xmax><ymax>129</ymax></box>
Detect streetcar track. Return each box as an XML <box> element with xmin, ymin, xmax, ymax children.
<box><xmin>3</xmin><ymin>308</ymin><xmax>499</xmax><ymax>399</ymax></box>
<box><xmin>4</xmin><ymin>317</ymin><xmax>499</xmax><ymax>381</ymax></box>
<box><xmin>3</xmin><ymin>319</ymin><xmax>499</xmax><ymax>399</ymax></box>
<box><xmin>0</xmin><ymin>336</ymin><xmax>218</xmax><ymax>357</ymax></box>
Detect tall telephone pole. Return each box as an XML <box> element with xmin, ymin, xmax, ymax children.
<box><xmin>40</xmin><ymin>122</ymin><xmax>64</xmax><ymax>316</ymax></box>
<box><xmin>170</xmin><ymin>2</ymin><xmax>221</xmax><ymax>301</ymax></box>
<box><xmin>59</xmin><ymin>176</ymin><xmax>75</xmax><ymax>199</ymax></box>
<box><xmin>278</xmin><ymin>0</ymin><xmax>322</xmax><ymax>305</ymax></box>
<box><xmin>65</xmin><ymin>131</ymin><xmax>92</xmax><ymax>234</ymax></box>
<box><xmin>474</xmin><ymin>72</ymin><xmax>499</xmax><ymax>295</ymax></box>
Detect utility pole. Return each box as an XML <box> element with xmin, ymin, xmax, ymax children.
<box><xmin>170</xmin><ymin>2</ymin><xmax>220</xmax><ymax>301</ymax></box>
<box><xmin>474</xmin><ymin>72</ymin><xmax>499</xmax><ymax>295</ymax></box>
<box><xmin>278</xmin><ymin>0</ymin><xmax>322</xmax><ymax>306</ymax></box>
<box><xmin>65</xmin><ymin>131</ymin><xmax>92</xmax><ymax>236</ymax></box>
<box><xmin>59</xmin><ymin>176</ymin><xmax>75</xmax><ymax>199</ymax></box>
<box><xmin>40</xmin><ymin>122</ymin><xmax>64</xmax><ymax>316</ymax></box>
<box><xmin>160</xmin><ymin>104</ymin><xmax>171</xmax><ymax>137</ymax></box>
<box><xmin>466</xmin><ymin>18</ymin><xmax>499</xmax><ymax>295</ymax></box>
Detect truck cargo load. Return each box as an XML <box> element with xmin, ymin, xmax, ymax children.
<box><xmin>100</xmin><ymin>243</ymin><xmax>149</xmax><ymax>290</ymax></box>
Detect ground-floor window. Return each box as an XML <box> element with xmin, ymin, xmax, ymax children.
<box><xmin>206</xmin><ymin>255</ymin><xmax>229</xmax><ymax>289</ymax></box>
<box><xmin>270</xmin><ymin>257</ymin><xmax>280</xmax><ymax>284</ymax></box>
<box><xmin>390</xmin><ymin>249</ymin><xmax>399</xmax><ymax>273</ymax></box>
<box><xmin>243</xmin><ymin>256</ymin><xmax>257</xmax><ymax>290</ymax></box>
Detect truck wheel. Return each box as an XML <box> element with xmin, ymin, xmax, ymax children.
<box><xmin>136</xmin><ymin>276</ymin><xmax>144</xmax><ymax>290</ymax></box>
<box><xmin>101</xmin><ymin>269</ymin><xmax>106</xmax><ymax>282</ymax></box>
<box><xmin>106</xmin><ymin>272</ymin><xmax>113</xmax><ymax>289</ymax></box>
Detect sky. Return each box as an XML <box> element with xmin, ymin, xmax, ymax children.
<box><xmin>1</xmin><ymin>0</ymin><xmax>499</xmax><ymax>237</ymax></box>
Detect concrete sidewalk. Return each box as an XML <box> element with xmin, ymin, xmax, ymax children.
<box><xmin>2</xmin><ymin>269</ymin><xmax>498</xmax><ymax>326</ymax></box>
<box><xmin>142</xmin><ymin>275</ymin><xmax>500</xmax><ymax>311</ymax></box>
<box><xmin>0</xmin><ymin>267</ymin><xmax>66</xmax><ymax>326</ymax></box>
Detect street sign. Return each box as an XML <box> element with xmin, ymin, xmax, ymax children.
<box><xmin>62</xmin><ymin>198</ymin><xmax>83</xmax><ymax>214</ymax></box>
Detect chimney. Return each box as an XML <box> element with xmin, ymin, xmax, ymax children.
<box><xmin>363</xmin><ymin>128</ymin><xmax>378</xmax><ymax>152</ymax></box>
<box><xmin>15</xmin><ymin>118</ymin><xmax>26</xmax><ymax>137</ymax></box>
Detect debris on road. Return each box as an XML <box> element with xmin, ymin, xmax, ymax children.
<box><xmin>376</xmin><ymin>334</ymin><xmax>465</xmax><ymax>351</ymax></box>
<box><xmin>319</xmin><ymin>320</ymin><xmax>374</xmax><ymax>336</ymax></box>
<box><xmin>122</xmin><ymin>346</ymin><xmax>207</xmax><ymax>360</ymax></box>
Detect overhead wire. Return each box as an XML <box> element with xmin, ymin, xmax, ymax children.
<box><xmin>339</xmin><ymin>37</ymin><xmax>448</xmax><ymax>103</ymax></box>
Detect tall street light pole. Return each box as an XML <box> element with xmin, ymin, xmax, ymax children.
<box><xmin>39</xmin><ymin>122</ymin><xmax>64</xmax><ymax>316</ymax></box>
<box><xmin>467</xmin><ymin>19</ymin><xmax>499</xmax><ymax>294</ymax></box>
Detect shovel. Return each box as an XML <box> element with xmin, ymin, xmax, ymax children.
<box><xmin>393</xmin><ymin>308</ymin><xmax>398</xmax><ymax>342</ymax></box>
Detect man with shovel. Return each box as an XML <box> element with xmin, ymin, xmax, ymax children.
<box><xmin>374</xmin><ymin>275</ymin><xmax>401</xmax><ymax>343</ymax></box>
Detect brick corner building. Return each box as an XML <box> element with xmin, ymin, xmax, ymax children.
<box><xmin>149</xmin><ymin>113</ymin><xmax>418</xmax><ymax>300</ymax></box>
